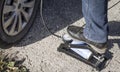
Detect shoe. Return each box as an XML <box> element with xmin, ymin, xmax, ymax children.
<box><xmin>67</xmin><ymin>25</ymin><xmax>107</xmax><ymax>54</ymax></box>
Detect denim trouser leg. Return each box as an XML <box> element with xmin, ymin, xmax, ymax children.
<box><xmin>82</xmin><ymin>0</ymin><xmax>108</xmax><ymax>43</ymax></box>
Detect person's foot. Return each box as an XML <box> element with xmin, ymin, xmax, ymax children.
<box><xmin>67</xmin><ymin>25</ymin><xmax>107</xmax><ymax>54</ymax></box>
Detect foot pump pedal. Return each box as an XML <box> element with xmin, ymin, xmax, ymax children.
<box><xmin>57</xmin><ymin>34</ymin><xmax>111</xmax><ymax>71</ymax></box>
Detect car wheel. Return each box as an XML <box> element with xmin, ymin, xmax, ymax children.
<box><xmin>0</xmin><ymin>0</ymin><xmax>40</xmax><ymax>43</ymax></box>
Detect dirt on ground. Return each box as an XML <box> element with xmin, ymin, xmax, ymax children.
<box><xmin>1</xmin><ymin>0</ymin><xmax>120</xmax><ymax>72</ymax></box>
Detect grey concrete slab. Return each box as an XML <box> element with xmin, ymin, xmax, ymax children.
<box><xmin>1</xmin><ymin>0</ymin><xmax>120</xmax><ymax>72</ymax></box>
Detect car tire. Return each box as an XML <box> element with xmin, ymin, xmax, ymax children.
<box><xmin>0</xmin><ymin>0</ymin><xmax>40</xmax><ymax>43</ymax></box>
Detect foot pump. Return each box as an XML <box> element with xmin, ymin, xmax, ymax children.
<box><xmin>57</xmin><ymin>34</ymin><xmax>111</xmax><ymax>71</ymax></box>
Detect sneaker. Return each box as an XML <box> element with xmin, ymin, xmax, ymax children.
<box><xmin>67</xmin><ymin>25</ymin><xmax>107</xmax><ymax>54</ymax></box>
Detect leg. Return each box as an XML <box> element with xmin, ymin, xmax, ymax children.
<box><xmin>82</xmin><ymin>0</ymin><xmax>108</xmax><ymax>43</ymax></box>
<box><xmin>67</xmin><ymin>0</ymin><xmax>108</xmax><ymax>53</ymax></box>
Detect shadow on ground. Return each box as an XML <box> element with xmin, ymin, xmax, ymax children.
<box><xmin>108</xmin><ymin>21</ymin><xmax>120</xmax><ymax>49</ymax></box>
<box><xmin>0</xmin><ymin>0</ymin><xmax>120</xmax><ymax>50</ymax></box>
<box><xmin>15</xmin><ymin>0</ymin><xmax>83</xmax><ymax>46</ymax></box>
<box><xmin>0</xmin><ymin>0</ymin><xmax>82</xmax><ymax>48</ymax></box>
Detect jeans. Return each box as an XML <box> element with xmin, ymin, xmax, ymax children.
<box><xmin>82</xmin><ymin>0</ymin><xmax>108</xmax><ymax>43</ymax></box>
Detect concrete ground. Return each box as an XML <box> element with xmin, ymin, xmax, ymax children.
<box><xmin>1</xmin><ymin>0</ymin><xmax>120</xmax><ymax>72</ymax></box>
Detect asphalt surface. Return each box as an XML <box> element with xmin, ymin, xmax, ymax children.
<box><xmin>1</xmin><ymin>0</ymin><xmax>120</xmax><ymax>72</ymax></box>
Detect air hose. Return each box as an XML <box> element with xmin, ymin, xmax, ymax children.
<box><xmin>40</xmin><ymin>0</ymin><xmax>62</xmax><ymax>38</ymax></box>
<box><xmin>40</xmin><ymin>0</ymin><xmax>85</xmax><ymax>39</ymax></box>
